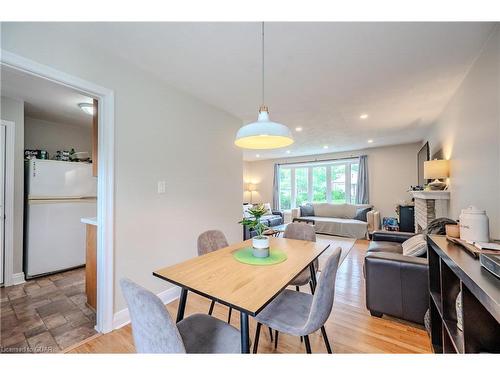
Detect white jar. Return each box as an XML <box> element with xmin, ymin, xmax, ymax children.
<box><xmin>459</xmin><ymin>206</ymin><xmax>490</xmax><ymax>243</ymax></box>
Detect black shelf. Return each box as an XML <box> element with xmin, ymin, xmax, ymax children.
<box><xmin>427</xmin><ymin>235</ymin><xmax>500</xmax><ymax>354</ymax></box>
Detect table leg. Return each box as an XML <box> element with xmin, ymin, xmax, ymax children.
<box><xmin>309</xmin><ymin>263</ymin><xmax>317</xmax><ymax>293</ymax></box>
<box><xmin>240</xmin><ymin>311</ymin><xmax>250</xmax><ymax>353</ymax></box>
<box><xmin>176</xmin><ymin>288</ymin><xmax>188</xmax><ymax>323</ymax></box>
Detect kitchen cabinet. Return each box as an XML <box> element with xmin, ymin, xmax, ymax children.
<box><xmin>82</xmin><ymin>219</ymin><xmax>97</xmax><ymax>311</ymax></box>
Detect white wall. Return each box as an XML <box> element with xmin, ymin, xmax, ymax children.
<box><xmin>0</xmin><ymin>96</ymin><xmax>24</xmax><ymax>275</ymax></box>
<box><xmin>1</xmin><ymin>23</ymin><xmax>244</xmax><ymax>312</ymax></box>
<box><xmin>244</xmin><ymin>143</ymin><xmax>421</xmax><ymax>219</ymax></box>
<box><xmin>24</xmin><ymin>117</ymin><xmax>92</xmax><ymax>158</ymax></box>
<box><xmin>425</xmin><ymin>27</ymin><xmax>500</xmax><ymax>239</ymax></box>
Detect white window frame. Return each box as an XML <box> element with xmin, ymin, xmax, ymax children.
<box><xmin>278</xmin><ymin>158</ymin><xmax>359</xmax><ymax>210</ymax></box>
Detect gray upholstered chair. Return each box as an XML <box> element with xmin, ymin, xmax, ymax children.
<box><xmin>252</xmin><ymin>247</ymin><xmax>342</xmax><ymax>354</ymax></box>
<box><xmin>284</xmin><ymin>223</ymin><xmax>318</xmax><ymax>293</ymax></box>
<box><xmin>197</xmin><ymin>230</ymin><xmax>233</xmax><ymax>322</ymax></box>
<box><xmin>120</xmin><ymin>278</ymin><xmax>241</xmax><ymax>353</ymax></box>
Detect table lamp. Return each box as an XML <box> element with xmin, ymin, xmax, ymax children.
<box><xmin>424</xmin><ymin>159</ymin><xmax>449</xmax><ymax>190</ymax></box>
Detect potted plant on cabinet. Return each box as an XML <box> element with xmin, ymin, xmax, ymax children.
<box><xmin>239</xmin><ymin>204</ymin><xmax>270</xmax><ymax>257</ymax></box>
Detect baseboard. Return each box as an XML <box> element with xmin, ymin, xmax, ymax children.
<box><xmin>112</xmin><ymin>285</ymin><xmax>181</xmax><ymax>330</ymax></box>
<box><xmin>12</xmin><ymin>272</ymin><xmax>26</xmax><ymax>285</ymax></box>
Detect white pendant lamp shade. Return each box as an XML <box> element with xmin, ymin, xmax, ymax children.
<box><xmin>235</xmin><ymin>22</ymin><xmax>294</xmax><ymax>150</ymax></box>
<box><xmin>235</xmin><ymin>106</ymin><xmax>294</xmax><ymax>149</ymax></box>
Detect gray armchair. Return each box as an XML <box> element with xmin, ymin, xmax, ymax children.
<box><xmin>364</xmin><ymin>231</ymin><xmax>429</xmax><ymax>324</ymax></box>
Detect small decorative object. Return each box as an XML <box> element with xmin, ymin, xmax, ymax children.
<box><xmin>456</xmin><ymin>291</ymin><xmax>463</xmax><ymax>331</ymax></box>
<box><xmin>382</xmin><ymin>217</ymin><xmax>399</xmax><ymax>231</ymax></box>
<box><xmin>424</xmin><ymin>159</ymin><xmax>449</xmax><ymax>190</ymax></box>
<box><xmin>239</xmin><ymin>204</ymin><xmax>270</xmax><ymax>258</ymax></box>
<box><xmin>445</xmin><ymin>224</ymin><xmax>460</xmax><ymax>238</ymax></box>
<box><xmin>459</xmin><ymin>206</ymin><xmax>490</xmax><ymax>243</ymax></box>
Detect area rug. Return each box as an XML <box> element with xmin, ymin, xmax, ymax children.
<box><xmin>315</xmin><ymin>234</ymin><xmax>356</xmax><ymax>271</ymax></box>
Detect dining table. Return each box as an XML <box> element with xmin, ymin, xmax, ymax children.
<box><xmin>153</xmin><ymin>236</ymin><xmax>330</xmax><ymax>353</ymax></box>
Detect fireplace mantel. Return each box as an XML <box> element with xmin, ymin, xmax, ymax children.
<box><xmin>410</xmin><ymin>190</ymin><xmax>450</xmax><ymax>232</ymax></box>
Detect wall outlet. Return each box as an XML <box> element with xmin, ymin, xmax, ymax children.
<box><xmin>157</xmin><ymin>180</ymin><xmax>166</xmax><ymax>194</ymax></box>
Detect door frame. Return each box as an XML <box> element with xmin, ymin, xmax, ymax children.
<box><xmin>0</xmin><ymin>50</ymin><xmax>115</xmax><ymax>333</ymax></box>
<box><xmin>0</xmin><ymin>120</ymin><xmax>15</xmax><ymax>286</ymax></box>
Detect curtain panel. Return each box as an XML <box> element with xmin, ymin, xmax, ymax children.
<box><xmin>356</xmin><ymin>155</ymin><xmax>369</xmax><ymax>204</ymax></box>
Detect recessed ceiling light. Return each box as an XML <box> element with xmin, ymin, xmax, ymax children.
<box><xmin>295</xmin><ymin>127</ymin><xmax>303</xmax><ymax>132</ymax></box>
<box><xmin>360</xmin><ymin>114</ymin><xmax>369</xmax><ymax>120</ymax></box>
<box><xmin>367</xmin><ymin>139</ymin><xmax>374</xmax><ymax>143</ymax></box>
<box><xmin>78</xmin><ymin>103</ymin><xmax>94</xmax><ymax>115</ymax></box>
<box><xmin>286</xmin><ymin>150</ymin><xmax>291</xmax><ymax>154</ymax></box>
<box><xmin>256</xmin><ymin>154</ymin><xmax>260</xmax><ymax>158</ymax></box>
<box><xmin>323</xmin><ymin>145</ymin><xmax>329</xmax><ymax>149</ymax></box>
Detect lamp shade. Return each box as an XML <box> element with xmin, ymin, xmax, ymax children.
<box><xmin>424</xmin><ymin>159</ymin><xmax>449</xmax><ymax>179</ymax></box>
<box><xmin>235</xmin><ymin>109</ymin><xmax>294</xmax><ymax>150</ymax></box>
<box><xmin>246</xmin><ymin>183</ymin><xmax>257</xmax><ymax>192</ymax></box>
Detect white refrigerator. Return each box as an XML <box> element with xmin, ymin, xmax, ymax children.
<box><xmin>25</xmin><ymin>159</ymin><xmax>97</xmax><ymax>278</ymax></box>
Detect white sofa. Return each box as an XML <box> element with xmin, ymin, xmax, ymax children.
<box><xmin>291</xmin><ymin>203</ymin><xmax>380</xmax><ymax>239</ymax></box>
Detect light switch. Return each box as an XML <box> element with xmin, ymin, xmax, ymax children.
<box><xmin>157</xmin><ymin>180</ymin><xmax>166</xmax><ymax>194</ymax></box>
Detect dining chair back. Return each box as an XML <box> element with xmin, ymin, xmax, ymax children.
<box><xmin>197</xmin><ymin>230</ymin><xmax>229</xmax><ymax>256</ymax></box>
<box><xmin>283</xmin><ymin>222</ymin><xmax>316</xmax><ymax>242</ymax></box>
<box><xmin>120</xmin><ymin>278</ymin><xmax>186</xmax><ymax>353</ymax></box>
<box><xmin>303</xmin><ymin>247</ymin><xmax>341</xmax><ymax>333</ymax></box>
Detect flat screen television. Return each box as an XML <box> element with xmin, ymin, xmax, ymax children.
<box><xmin>417</xmin><ymin>142</ymin><xmax>430</xmax><ymax>187</ymax></box>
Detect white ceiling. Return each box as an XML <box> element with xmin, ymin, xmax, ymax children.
<box><xmin>1</xmin><ymin>65</ymin><xmax>93</xmax><ymax>127</ymax></box>
<box><xmin>3</xmin><ymin>23</ymin><xmax>495</xmax><ymax>159</ymax></box>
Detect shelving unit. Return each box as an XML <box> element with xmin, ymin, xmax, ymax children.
<box><xmin>427</xmin><ymin>235</ymin><xmax>500</xmax><ymax>353</ymax></box>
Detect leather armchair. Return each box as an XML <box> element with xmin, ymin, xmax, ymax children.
<box><xmin>364</xmin><ymin>231</ymin><xmax>429</xmax><ymax>324</ymax></box>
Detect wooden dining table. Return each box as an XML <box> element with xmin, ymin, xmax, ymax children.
<box><xmin>153</xmin><ymin>237</ymin><xmax>330</xmax><ymax>353</ymax></box>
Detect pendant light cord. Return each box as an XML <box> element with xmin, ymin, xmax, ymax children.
<box><xmin>261</xmin><ymin>21</ymin><xmax>265</xmax><ymax>107</ymax></box>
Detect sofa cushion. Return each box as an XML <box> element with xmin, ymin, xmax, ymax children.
<box><xmin>353</xmin><ymin>207</ymin><xmax>371</xmax><ymax>222</ymax></box>
<box><xmin>263</xmin><ymin>203</ymin><xmax>272</xmax><ymax>214</ymax></box>
<box><xmin>306</xmin><ymin>216</ymin><xmax>368</xmax><ymax>239</ymax></box>
<box><xmin>261</xmin><ymin>214</ymin><xmax>283</xmax><ymax>227</ymax></box>
<box><xmin>313</xmin><ymin>203</ymin><xmax>349</xmax><ymax>218</ymax></box>
<box><xmin>368</xmin><ymin>241</ymin><xmax>403</xmax><ymax>254</ymax></box>
<box><xmin>299</xmin><ymin>203</ymin><xmax>315</xmax><ymax>217</ymax></box>
<box><xmin>402</xmin><ymin>234</ymin><xmax>428</xmax><ymax>257</ymax></box>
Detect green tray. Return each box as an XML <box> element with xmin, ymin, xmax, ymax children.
<box><xmin>232</xmin><ymin>247</ymin><xmax>287</xmax><ymax>266</ymax></box>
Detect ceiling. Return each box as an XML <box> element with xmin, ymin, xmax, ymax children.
<box><xmin>1</xmin><ymin>65</ymin><xmax>93</xmax><ymax>127</ymax></box>
<box><xmin>3</xmin><ymin>22</ymin><xmax>496</xmax><ymax>159</ymax></box>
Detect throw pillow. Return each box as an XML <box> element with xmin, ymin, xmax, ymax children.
<box><xmin>300</xmin><ymin>203</ymin><xmax>315</xmax><ymax>217</ymax></box>
<box><xmin>354</xmin><ymin>207</ymin><xmax>371</xmax><ymax>222</ymax></box>
<box><xmin>402</xmin><ymin>234</ymin><xmax>428</xmax><ymax>257</ymax></box>
<box><xmin>263</xmin><ymin>202</ymin><xmax>272</xmax><ymax>214</ymax></box>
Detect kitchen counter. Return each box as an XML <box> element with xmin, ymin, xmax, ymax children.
<box><xmin>81</xmin><ymin>217</ymin><xmax>97</xmax><ymax>226</ymax></box>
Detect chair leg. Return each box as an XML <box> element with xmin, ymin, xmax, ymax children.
<box><xmin>295</xmin><ymin>286</ymin><xmax>300</xmax><ymax>292</ymax></box>
<box><xmin>303</xmin><ymin>335</ymin><xmax>312</xmax><ymax>354</ymax></box>
<box><xmin>309</xmin><ymin>281</ymin><xmax>315</xmax><ymax>294</ymax></box>
<box><xmin>227</xmin><ymin>307</ymin><xmax>232</xmax><ymax>324</ymax></box>
<box><xmin>268</xmin><ymin>327</ymin><xmax>273</xmax><ymax>342</ymax></box>
<box><xmin>274</xmin><ymin>330</ymin><xmax>279</xmax><ymax>349</ymax></box>
<box><xmin>300</xmin><ymin>336</ymin><xmax>303</xmax><ymax>343</ymax></box>
<box><xmin>320</xmin><ymin>326</ymin><xmax>332</xmax><ymax>354</ymax></box>
<box><xmin>253</xmin><ymin>323</ymin><xmax>262</xmax><ymax>354</ymax></box>
<box><xmin>208</xmin><ymin>300</ymin><xmax>215</xmax><ymax>315</ymax></box>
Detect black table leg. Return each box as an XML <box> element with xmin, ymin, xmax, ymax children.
<box><xmin>176</xmin><ymin>288</ymin><xmax>188</xmax><ymax>323</ymax></box>
<box><xmin>309</xmin><ymin>263</ymin><xmax>317</xmax><ymax>293</ymax></box>
<box><xmin>240</xmin><ymin>311</ymin><xmax>250</xmax><ymax>353</ymax></box>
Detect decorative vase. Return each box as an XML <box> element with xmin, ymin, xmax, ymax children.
<box><xmin>252</xmin><ymin>236</ymin><xmax>270</xmax><ymax>258</ymax></box>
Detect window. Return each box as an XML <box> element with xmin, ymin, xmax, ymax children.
<box><xmin>279</xmin><ymin>168</ymin><xmax>291</xmax><ymax>210</ymax></box>
<box><xmin>278</xmin><ymin>159</ymin><xmax>359</xmax><ymax>210</ymax></box>
<box><xmin>312</xmin><ymin>167</ymin><xmax>327</xmax><ymax>203</ymax></box>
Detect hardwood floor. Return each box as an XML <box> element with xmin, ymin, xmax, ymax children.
<box><xmin>70</xmin><ymin>240</ymin><xmax>432</xmax><ymax>354</ymax></box>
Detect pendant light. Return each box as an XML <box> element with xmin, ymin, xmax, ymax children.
<box><xmin>235</xmin><ymin>22</ymin><xmax>294</xmax><ymax>150</ymax></box>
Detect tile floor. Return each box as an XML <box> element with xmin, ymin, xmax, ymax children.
<box><xmin>0</xmin><ymin>268</ymin><xmax>97</xmax><ymax>353</ymax></box>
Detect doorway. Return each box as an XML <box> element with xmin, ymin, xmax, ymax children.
<box><xmin>1</xmin><ymin>51</ymin><xmax>115</xmax><ymax>344</ymax></box>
